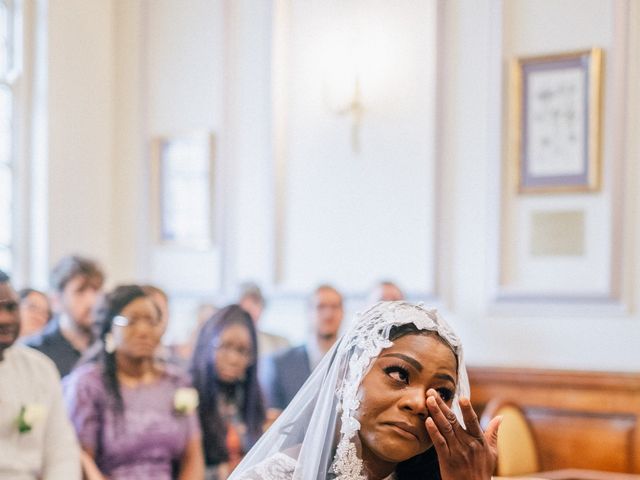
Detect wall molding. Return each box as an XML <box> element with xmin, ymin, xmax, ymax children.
<box><xmin>490</xmin><ymin>0</ymin><xmax>631</xmax><ymax>310</ymax></box>
<box><xmin>269</xmin><ymin>0</ymin><xmax>442</xmax><ymax>300</ymax></box>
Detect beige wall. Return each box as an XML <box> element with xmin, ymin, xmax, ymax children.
<box><xmin>47</xmin><ymin>0</ymin><xmax>114</xmax><ymax>273</ymax></box>
<box><xmin>441</xmin><ymin>0</ymin><xmax>640</xmax><ymax>371</ymax></box>
<box><xmin>36</xmin><ymin>0</ymin><xmax>640</xmax><ymax>368</ymax></box>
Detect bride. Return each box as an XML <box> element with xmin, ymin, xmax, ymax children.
<box><xmin>229</xmin><ymin>301</ymin><xmax>500</xmax><ymax>480</ymax></box>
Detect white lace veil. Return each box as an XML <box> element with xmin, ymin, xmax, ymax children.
<box><xmin>229</xmin><ymin>301</ymin><xmax>470</xmax><ymax>480</ymax></box>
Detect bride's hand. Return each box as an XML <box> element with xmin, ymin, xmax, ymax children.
<box><xmin>424</xmin><ymin>389</ymin><xmax>501</xmax><ymax>480</ymax></box>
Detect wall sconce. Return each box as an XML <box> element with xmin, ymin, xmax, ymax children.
<box><xmin>323</xmin><ymin>65</ymin><xmax>364</xmax><ymax>153</ymax></box>
<box><xmin>332</xmin><ymin>76</ymin><xmax>364</xmax><ymax>153</ymax></box>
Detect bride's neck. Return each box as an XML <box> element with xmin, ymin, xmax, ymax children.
<box><xmin>363</xmin><ymin>463</ymin><xmax>395</xmax><ymax>480</ymax></box>
<box><xmin>359</xmin><ymin>443</ymin><xmax>396</xmax><ymax>480</ymax></box>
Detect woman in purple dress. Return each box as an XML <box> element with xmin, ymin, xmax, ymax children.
<box><xmin>64</xmin><ymin>285</ymin><xmax>205</xmax><ymax>480</ymax></box>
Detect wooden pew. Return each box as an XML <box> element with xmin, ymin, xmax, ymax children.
<box><xmin>468</xmin><ymin>367</ymin><xmax>640</xmax><ymax>473</ymax></box>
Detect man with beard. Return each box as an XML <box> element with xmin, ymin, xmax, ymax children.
<box><xmin>25</xmin><ymin>255</ymin><xmax>104</xmax><ymax>377</ymax></box>
<box><xmin>0</xmin><ymin>270</ymin><xmax>80</xmax><ymax>479</ymax></box>
<box><xmin>260</xmin><ymin>284</ymin><xmax>344</xmax><ymax>412</ymax></box>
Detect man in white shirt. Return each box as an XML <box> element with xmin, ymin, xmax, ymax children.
<box><xmin>0</xmin><ymin>270</ymin><xmax>81</xmax><ymax>480</ymax></box>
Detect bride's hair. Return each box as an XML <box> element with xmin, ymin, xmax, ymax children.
<box><xmin>389</xmin><ymin>322</ymin><xmax>460</xmax><ymax>373</ymax></box>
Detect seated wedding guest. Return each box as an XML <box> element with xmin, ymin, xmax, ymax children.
<box><xmin>237</xmin><ymin>282</ymin><xmax>289</xmax><ymax>358</ymax></box>
<box><xmin>141</xmin><ymin>284</ymin><xmax>176</xmax><ymax>363</ymax></box>
<box><xmin>369</xmin><ymin>279</ymin><xmax>405</xmax><ymax>302</ymax></box>
<box><xmin>260</xmin><ymin>284</ymin><xmax>343</xmax><ymax>411</ymax></box>
<box><xmin>190</xmin><ymin>305</ymin><xmax>265</xmax><ymax>480</ymax></box>
<box><xmin>229</xmin><ymin>301</ymin><xmax>501</xmax><ymax>480</ymax></box>
<box><xmin>18</xmin><ymin>288</ymin><xmax>52</xmax><ymax>338</ymax></box>
<box><xmin>141</xmin><ymin>284</ymin><xmax>169</xmax><ymax>329</ymax></box>
<box><xmin>25</xmin><ymin>255</ymin><xmax>105</xmax><ymax>377</ymax></box>
<box><xmin>0</xmin><ymin>270</ymin><xmax>81</xmax><ymax>480</ymax></box>
<box><xmin>64</xmin><ymin>285</ymin><xmax>204</xmax><ymax>480</ymax></box>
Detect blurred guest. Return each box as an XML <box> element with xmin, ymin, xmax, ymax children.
<box><xmin>191</xmin><ymin>305</ymin><xmax>265</xmax><ymax>480</ymax></box>
<box><xmin>25</xmin><ymin>255</ymin><xmax>104</xmax><ymax>377</ymax></box>
<box><xmin>141</xmin><ymin>284</ymin><xmax>176</xmax><ymax>365</ymax></box>
<box><xmin>18</xmin><ymin>288</ymin><xmax>52</xmax><ymax>338</ymax></box>
<box><xmin>260</xmin><ymin>284</ymin><xmax>343</xmax><ymax>411</ymax></box>
<box><xmin>237</xmin><ymin>282</ymin><xmax>289</xmax><ymax>358</ymax></box>
<box><xmin>197</xmin><ymin>303</ymin><xmax>217</xmax><ymax>325</ymax></box>
<box><xmin>0</xmin><ymin>270</ymin><xmax>81</xmax><ymax>480</ymax></box>
<box><xmin>141</xmin><ymin>284</ymin><xmax>169</xmax><ymax>330</ymax></box>
<box><xmin>368</xmin><ymin>279</ymin><xmax>405</xmax><ymax>302</ymax></box>
<box><xmin>169</xmin><ymin>302</ymin><xmax>218</xmax><ymax>364</ymax></box>
<box><xmin>64</xmin><ymin>285</ymin><xmax>204</xmax><ymax>480</ymax></box>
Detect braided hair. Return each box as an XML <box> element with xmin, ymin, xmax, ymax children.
<box><xmin>93</xmin><ymin>285</ymin><xmax>155</xmax><ymax>414</ymax></box>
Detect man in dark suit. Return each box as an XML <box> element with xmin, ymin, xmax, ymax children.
<box><xmin>260</xmin><ymin>284</ymin><xmax>344</xmax><ymax>411</ymax></box>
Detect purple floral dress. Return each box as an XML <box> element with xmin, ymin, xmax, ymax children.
<box><xmin>64</xmin><ymin>363</ymin><xmax>200</xmax><ymax>480</ymax></box>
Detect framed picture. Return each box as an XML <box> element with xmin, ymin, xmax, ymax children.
<box><xmin>510</xmin><ymin>48</ymin><xmax>603</xmax><ymax>193</ymax></box>
<box><xmin>151</xmin><ymin>131</ymin><xmax>215</xmax><ymax>248</ymax></box>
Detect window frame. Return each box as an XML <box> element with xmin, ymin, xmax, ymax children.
<box><xmin>0</xmin><ymin>0</ymin><xmax>22</xmax><ymax>277</ymax></box>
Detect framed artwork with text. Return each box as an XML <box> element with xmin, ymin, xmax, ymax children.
<box><xmin>511</xmin><ymin>48</ymin><xmax>603</xmax><ymax>193</ymax></box>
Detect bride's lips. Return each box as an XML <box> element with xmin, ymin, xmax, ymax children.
<box><xmin>387</xmin><ymin>421</ymin><xmax>422</xmax><ymax>441</ymax></box>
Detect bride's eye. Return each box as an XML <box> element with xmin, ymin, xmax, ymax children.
<box><xmin>383</xmin><ymin>365</ymin><xmax>409</xmax><ymax>384</ymax></box>
<box><xmin>437</xmin><ymin>388</ymin><xmax>454</xmax><ymax>403</ymax></box>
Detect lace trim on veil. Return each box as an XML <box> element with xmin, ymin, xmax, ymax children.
<box><xmin>230</xmin><ymin>302</ymin><xmax>465</xmax><ymax>480</ymax></box>
<box><xmin>329</xmin><ymin>303</ymin><xmax>462</xmax><ymax>480</ymax></box>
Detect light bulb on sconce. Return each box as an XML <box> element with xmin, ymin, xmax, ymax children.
<box><xmin>323</xmin><ymin>69</ymin><xmax>364</xmax><ymax>154</ymax></box>
<box><xmin>334</xmin><ymin>76</ymin><xmax>364</xmax><ymax>153</ymax></box>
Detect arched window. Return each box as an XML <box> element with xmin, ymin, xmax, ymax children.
<box><xmin>0</xmin><ymin>0</ymin><xmax>20</xmax><ymax>274</ymax></box>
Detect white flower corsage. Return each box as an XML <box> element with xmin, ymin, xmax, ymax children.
<box><xmin>16</xmin><ymin>404</ymin><xmax>47</xmax><ymax>434</ymax></box>
<box><xmin>173</xmin><ymin>387</ymin><xmax>199</xmax><ymax>415</ymax></box>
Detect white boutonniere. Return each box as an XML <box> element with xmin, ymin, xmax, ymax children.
<box><xmin>16</xmin><ymin>404</ymin><xmax>47</xmax><ymax>433</ymax></box>
<box><xmin>174</xmin><ymin>387</ymin><xmax>199</xmax><ymax>415</ymax></box>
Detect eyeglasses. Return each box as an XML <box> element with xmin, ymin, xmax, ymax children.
<box><xmin>214</xmin><ymin>341</ymin><xmax>253</xmax><ymax>361</ymax></box>
<box><xmin>113</xmin><ymin>314</ymin><xmax>162</xmax><ymax>328</ymax></box>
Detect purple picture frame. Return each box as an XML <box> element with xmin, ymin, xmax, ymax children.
<box><xmin>513</xmin><ymin>49</ymin><xmax>603</xmax><ymax>193</ymax></box>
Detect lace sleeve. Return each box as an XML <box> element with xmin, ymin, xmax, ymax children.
<box><xmin>233</xmin><ymin>452</ymin><xmax>297</xmax><ymax>480</ymax></box>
